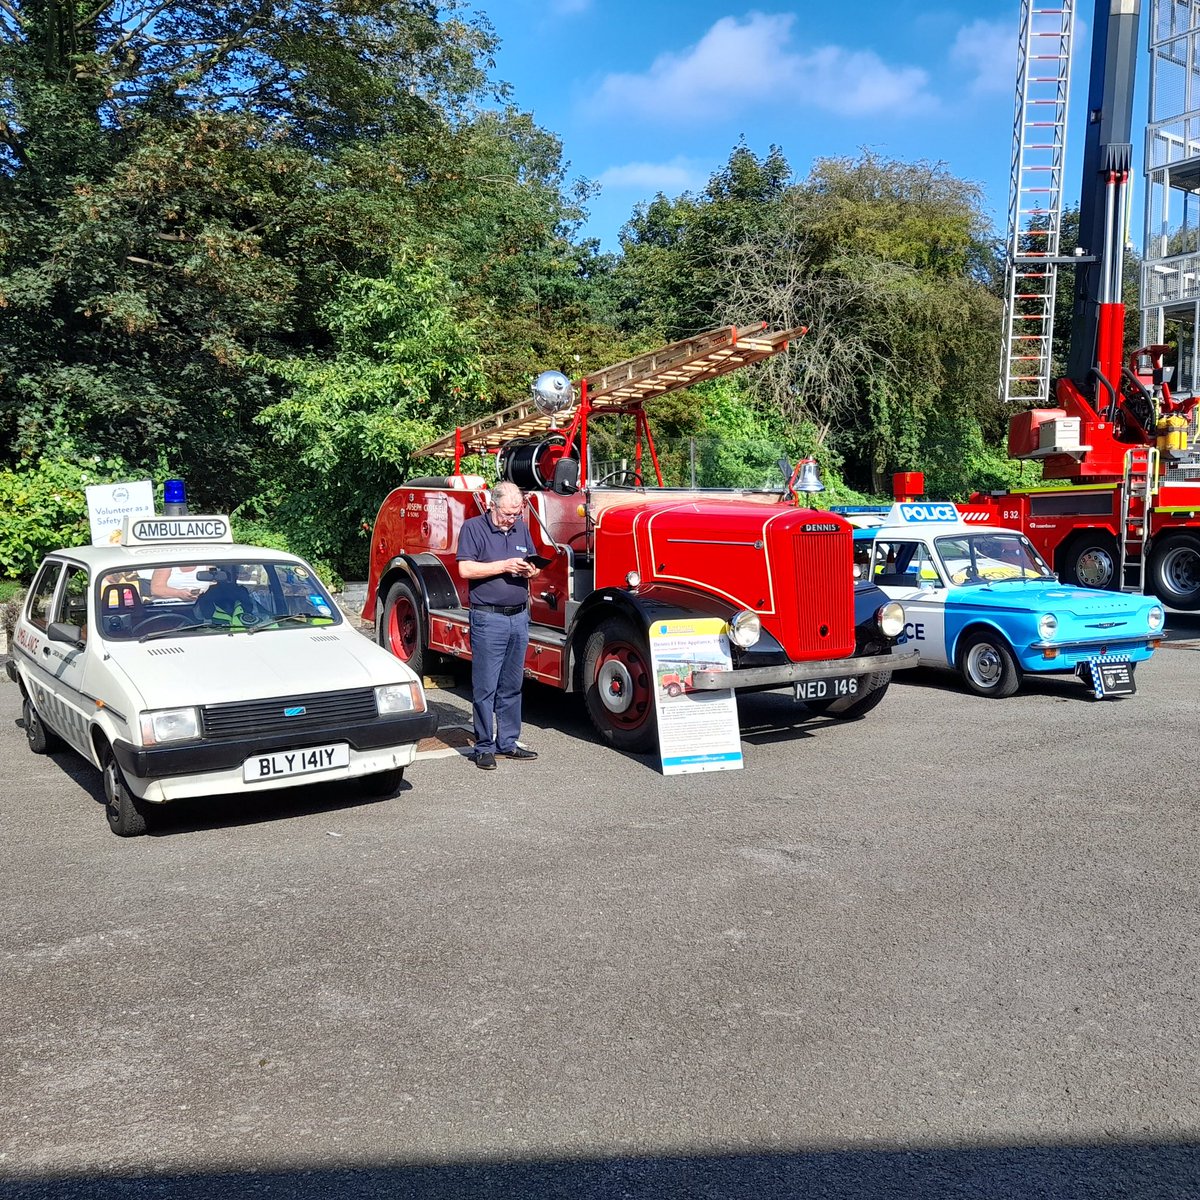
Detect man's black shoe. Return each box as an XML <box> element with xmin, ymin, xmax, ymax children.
<box><xmin>500</xmin><ymin>746</ymin><xmax>538</xmax><ymax>761</ymax></box>
<box><xmin>474</xmin><ymin>751</ymin><xmax>497</xmax><ymax>771</ymax></box>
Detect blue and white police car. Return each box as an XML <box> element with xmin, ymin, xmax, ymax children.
<box><xmin>852</xmin><ymin>502</ymin><xmax>1164</xmax><ymax>698</ymax></box>
<box><xmin>7</xmin><ymin>511</ymin><xmax>437</xmax><ymax>835</ymax></box>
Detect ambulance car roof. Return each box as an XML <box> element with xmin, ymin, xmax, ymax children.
<box><xmin>46</xmin><ymin>515</ymin><xmax>303</xmax><ymax>570</ymax></box>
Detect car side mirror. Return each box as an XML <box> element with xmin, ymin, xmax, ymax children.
<box><xmin>48</xmin><ymin>621</ymin><xmax>85</xmax><ymax>649</ymax></box>
<box><xmin>552</xmin><ymin>457</ymin><xmax>579</xmax><ymax>495</ymax></box>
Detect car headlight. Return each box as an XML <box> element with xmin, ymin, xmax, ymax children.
<box><xmin>1148</xmin><ymin>605</ymin><xmax>1164</xmax><ymax>632</ymax></box>
<box><xmin>139</xmin><ymin>706</ymin><xmax>200</xmax><ymax>745</ymax></box>
<box><xmin>1038</xmin><ymin>613</ymin><xmax>1058</xmax><ymax>640</ymax></box>
<box><xmin>876</xmin><ymin>600</ymin><xmax>905</xmax><ymax>639</ymax></box>
<box><xmin>728</xmin><ymin>610</ymin><xmax>762</xmax><ymax>648</ymax></box>
<box><xmin>375</xmin><ymin>681</ymin><xmax>425</xmax><ymax>715</ymax></box>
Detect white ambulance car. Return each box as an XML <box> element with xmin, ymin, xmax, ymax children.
<box><xmin>7</xmin><ymin>513</ymin><xmax>436</xmax><ymax>836</ymax></box>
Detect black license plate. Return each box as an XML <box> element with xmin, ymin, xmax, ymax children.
<box><xmin>793</xmin><ymin>676</ymin><xmax>859</xmax><ymax>702</ymax></box>
<box><xmin>1081</xmin><ymin>658</ymin><xmax>1136</xmax><ymax>698</ymax></box>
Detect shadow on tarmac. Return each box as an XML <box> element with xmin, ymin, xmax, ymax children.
<box><xmin>4</xmin><ymin>1140</ymin><xmax>1200</xmax><ymax>1199</ymax></box>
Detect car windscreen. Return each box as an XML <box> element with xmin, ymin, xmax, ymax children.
<box><xmin>95</xmin><ymin>559</ymin><xmax>340</xmax><ymax>641</ymax></box>
<box><xmin>934</xmin><ymin>534</ymin><xmax>1053</xmax><ymax>586</ymax></box>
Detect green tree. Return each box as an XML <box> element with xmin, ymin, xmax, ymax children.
<box><xmin>248</xmin><ymin>258</ymin><xmax>487</xmax><ymax>572</ymax></box>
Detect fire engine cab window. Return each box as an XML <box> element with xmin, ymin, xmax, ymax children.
<box><xmin>27</xmin><ymin>561</ymin><xmax>61</xmax><ymax>631</ymax></box>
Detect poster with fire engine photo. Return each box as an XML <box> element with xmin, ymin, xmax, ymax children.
<box><xmin>649</xmin><ymin>618</ymin><xmax>743</xmax><ymax>775</ymax></box>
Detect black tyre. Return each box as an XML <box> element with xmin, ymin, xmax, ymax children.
<box><xmin>23</xmin><ymin>695</ymin><xmax>62</xmax><ymax>755</ymax></box>
<box><xmin>582</xmin><ymin>617</ymin><xmax>657</xmax><ymax>753</ymax></box>
<box><xmin>1058</xmin><ymin>532</ymin><xmax>1120</xmax><ymax>591</ymax></box>
<box><xmin>102</xmin><ymin>744</ymin><xmax>150</xmax><ymax>837</ymax></box>
<box><xmin>804</xmin><ymin>670</ymin><xmax>893</xmax><ymax>720</ymax></box>
<box><xmin>380</xmin><ymin>581</ymin><xmax>426</xmax><ymax>676</ymax></box>
<box><xmin>358</xmin><ymin>768</ymin><xmax>404</xmax><ymax>798</ymax></box>
<box><xmin>956</xmin><ymin>630</ymin><xmax>1021</xmax><ymax>698</ymax></box>
<box><xmin>1149</xmin><ymin>533</ymin><xmax>1200</xmax><ymax>610</ymax></box>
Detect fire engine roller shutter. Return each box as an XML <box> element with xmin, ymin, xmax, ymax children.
<box><xmin>791</xmin><ymin>531</ymin><xmax>855</xmax><ymax>660</ymax></box>
<box><xmin>1029</xmin><ymin>492</ymin><xmax>1115</xmax><ymax>517</ymax></box>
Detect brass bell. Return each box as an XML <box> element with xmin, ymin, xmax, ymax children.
<box><xmin>792</xmin><ymin>457</ymin><xmax>825</xmax><ymax>493</ymax></box>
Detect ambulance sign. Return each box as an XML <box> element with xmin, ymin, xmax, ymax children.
<box><xmin>125</xmin><ymin>515</ymin><xmax>233</xmax><ymax>544</ymax></box>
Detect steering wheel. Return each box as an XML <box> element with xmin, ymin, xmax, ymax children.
<box><xmin>596</xmin><ymin>468</ymin><xmax>644</xmax><ymax>488</ymax></box>
<box><xmin>136</xmin><ymin>612</ymin><xmax>191</xmax><ymax>635</ymax></box>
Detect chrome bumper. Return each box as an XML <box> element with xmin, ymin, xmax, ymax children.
<box><xmin>692</xmin><ymin>646</ymin><xmax>919</xmax><ymax>691</ymax></box>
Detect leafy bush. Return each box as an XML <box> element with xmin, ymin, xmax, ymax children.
<box><xmin>0</xmin><ymin>458</ymin><xmax>113</xmax><ymax>579</ymax></box>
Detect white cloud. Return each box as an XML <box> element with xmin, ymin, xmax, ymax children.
<box><xmin>597</xmin><ymin>159</ymin><xmax>702</xmax><ymax>193</ymax></box>
<box><xmin>590</xmin><ymin>12</ymin><xmax>934</xmax><ymax>123</ymax></box>
<box><xmin>950</xmin><ymin>19</ymin><xmax>1016</xmax><ymax>95</ymax></box>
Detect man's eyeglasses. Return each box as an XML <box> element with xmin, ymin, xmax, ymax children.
<box><xmin>491</xmin><ymin>501</ymin><xmax>524</xmax><ymax>519</ymax></box>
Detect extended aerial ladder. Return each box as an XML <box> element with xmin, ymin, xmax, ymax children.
<box><xmin>1000</xmin><ymin>0</ymin><xmax>1077</xmax><ymax>405</ymax></box>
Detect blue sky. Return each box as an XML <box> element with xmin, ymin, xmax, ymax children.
<box><xmin>478</xmin><ymin>1</ymin><xmax>1112</xmax><ymax>253</ymax></box>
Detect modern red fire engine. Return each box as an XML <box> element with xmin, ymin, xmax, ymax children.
<box><xmin>363</xmin><ymin>325</ymin><xmax>916</xmax><ymax>752</ymax></box>
<box><xmin>968</xmin><ymin>0</ymin><xmax>1200</xmax><ymax>609</ymax></box>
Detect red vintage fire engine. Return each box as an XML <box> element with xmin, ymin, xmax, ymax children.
<box><xmin>362</xmin><ymin>325</ymin><xmax>916</xmax><ymax>752</ymax></box>
<box><xmin>968</xmin><ymin>0</ymin><xmax>1200</xmax><ymax>609</ymax></box>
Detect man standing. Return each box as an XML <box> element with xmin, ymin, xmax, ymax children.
<box><xmin>456</xmin><ymin>481</ymin><xmax>541</xmax><ymax>770</ymax></box>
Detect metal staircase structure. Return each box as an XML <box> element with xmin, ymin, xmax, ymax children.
<box><xmin>1000</xmin><ymin>0</ymin><xmax>1077</xmax><ymax>405</ymax></box>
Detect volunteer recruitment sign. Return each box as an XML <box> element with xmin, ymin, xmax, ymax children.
<box><xmin>85</xmin><ymin>480</ymin><xmax>155</xmax><ymax>546</ymax></box>
<box><xmin>649</xmin><ymin>618</ymin><xmax>743</xmax><ymax>775</ymax></box>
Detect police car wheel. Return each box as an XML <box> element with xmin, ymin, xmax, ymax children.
<box><xmin>23</xmin><ymin>696</ymin><xmax>61</xmax><ymax>755</ymax></box>
<box><xmin>102</xmin><ymin>745</ymin><xmax>150</xmax><ymax>837</ymax></box>
<box><xmin>582</xmin><ymin>617</ymin><xmax>657</xmax><ymax>753</ymax></box>
<box><xmin>957</xmin><ymin>631</ymin><xmax>1021</xmax><ymax>698</ymax></box>
<box><xmin>358</xmin><ymin>768</ymin><xmax>404</xmax><ymax>798</ymax></box>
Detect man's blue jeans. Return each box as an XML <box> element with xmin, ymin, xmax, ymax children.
<box><xmin>469</xmin><ymin>608</ymin><xmax>530</xmax><ymax>754</ymax></box>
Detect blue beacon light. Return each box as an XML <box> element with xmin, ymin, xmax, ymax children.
<box><xmin>164</xmin><ymin>478</ymin><xmax>188</xmax><ymax>516</ymax></box>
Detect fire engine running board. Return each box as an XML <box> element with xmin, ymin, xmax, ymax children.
<box><xmin>692</xmin><ymin>647</ymin><xmax>919</xmax><ymax>691</ymax></box>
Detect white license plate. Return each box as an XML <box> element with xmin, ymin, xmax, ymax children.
<box><xmin>243</xmin><ymin>742</ymin><xmax>350</xmax><ymax>783</ymax></box>
<box><xmin>793</xmin><ymin>676</ymin><xmax>859</xmax><ymax>701</ymax></box>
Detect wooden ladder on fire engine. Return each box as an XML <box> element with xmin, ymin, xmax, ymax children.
<box><xmin>1119</xmin><ymin>445</ymin><xmax>1159</xmax><ymax>593</ymax></box>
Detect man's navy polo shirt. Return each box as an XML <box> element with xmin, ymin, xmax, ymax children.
<box><xmin>457</xmin><ymin>513</ymin><xmax>535</xmax><ymax>607</ymax></box>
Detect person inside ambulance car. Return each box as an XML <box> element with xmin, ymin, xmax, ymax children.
<box><xmin>195</xmin><ymin>566</ymin><xmax>258</xmax><ymax>627</ymax></box>
<box><xmin>149</xmin><ymin>564</ymin><xmax>212</xmax><ymax>601</ymax></box>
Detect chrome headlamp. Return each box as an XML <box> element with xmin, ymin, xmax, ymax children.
<box><xmin>876</xmin><ymin>601</ymin><xmax>905</xmax><ymax>639</ymax></box>
<box><xmin>1038</xmin><ymin>613</ymin><xmax>1058</xmax><ymax>640</ymax></box>
<box><xmin>728</xmin><ymin>610</ymin><xmax>762</xmax><ymax>648</ymax></box>
<box><xmin>1148</xmin><ymin>605</ymin><xmax>1164</xmax><ymax>632</ymax></box>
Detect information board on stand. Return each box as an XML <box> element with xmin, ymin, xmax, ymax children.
<box><xmin>649</xmin><ymin>618</ymin><xmax>743</xmax><ymax>775</ymax></box>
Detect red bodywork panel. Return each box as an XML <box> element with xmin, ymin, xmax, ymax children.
<box><xmin>363</xmin><ymin>483</ymin><xmax>858</xmax><ymax>686</ymax></box>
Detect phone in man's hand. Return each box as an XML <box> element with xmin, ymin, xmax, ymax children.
<box><xmin>524</xmin><ymin>554</ymin><xmax>553</xmax><ymax>569</ymax></box>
